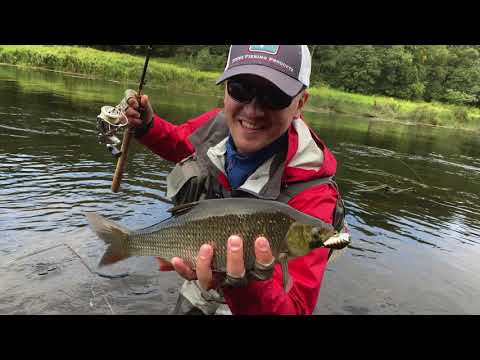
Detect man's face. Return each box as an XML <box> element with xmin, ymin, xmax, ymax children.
<box><xmin>223</xmin><ymin>75</ymin><xmax>308</xmax><ymax>154</ymax></box>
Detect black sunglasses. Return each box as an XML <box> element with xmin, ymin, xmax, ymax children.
<box><xmin>227</xmin><ymin>78</ymin><xmax>300</xmax><ymax>110</ymax></box>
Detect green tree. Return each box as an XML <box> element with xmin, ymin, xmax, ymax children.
<box><xmin>377</xmin><ymin>45</ymin><xmax>423</xmax><ymax>100</ymax></box>
<box><xmin>332</xmin><ymin>46</ymin><xmax>383</xmax><ymax>93</ymax></box>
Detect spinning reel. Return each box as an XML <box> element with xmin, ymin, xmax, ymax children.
<box><xmin>95</xmin><ymin>45</ymin><xmax>152</xmax><ymax>193</ymax></box>
<box><xmin>96</xmin><ymin>102</ymin><xmax>129</xmax><ymax>158</ymax></box>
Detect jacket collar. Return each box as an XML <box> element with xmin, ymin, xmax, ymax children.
<box><xmin>189</xmin><ymin>111</ymin><xmax>325</xmax><ymax>199</ymax></box>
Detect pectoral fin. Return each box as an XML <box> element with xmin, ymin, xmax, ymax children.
<box><xmin>167</xmin><ymin>201</ymin><xmax>199</xmax><ymax>216</ymax></box>
<box><xmin>278</xmin><ymin>252</ymin><xmax>291</xmax><ymax>293</ymax></box>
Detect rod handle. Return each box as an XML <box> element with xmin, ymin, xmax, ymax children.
<box><xmin>111</xmin><ymin>128</ymin><xmax>133</xmax><ymax>193</ymax></box>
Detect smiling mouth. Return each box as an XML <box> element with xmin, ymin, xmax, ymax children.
<box><xmin>239</xmin><ymin>119</ymin><xmax>266</xmax><ymax>130</ymax></box>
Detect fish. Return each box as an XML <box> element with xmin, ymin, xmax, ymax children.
<box><xmin>85</xmin><ymin>198</ymin><xmax>336</xmax><ymax>288</ymax></box>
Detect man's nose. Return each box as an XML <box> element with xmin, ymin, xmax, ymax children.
<box><xmin>243</xmin><ymin>97</ymin><xmax>265</xmax><ymax>118</ymax></box>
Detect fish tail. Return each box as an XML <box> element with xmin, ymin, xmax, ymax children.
<box><xmin>85</xmin><ymin>212</ymin><xmax>131</xmax><ymax>267</ymax></box>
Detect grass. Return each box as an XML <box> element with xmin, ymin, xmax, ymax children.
<box><xmin>308</xmin><ymin>86</ymin><xmax>480</xmax><ymax>131</ymax></box>
<box><xmin>1</xmin><ymin>45</ymin><xmax>479</xmax><ymax>131</ymax></box>
<box><xmin>0</xmin><ymin>45</ymin><xmax>221</xmax><ymax>95</ymax></box>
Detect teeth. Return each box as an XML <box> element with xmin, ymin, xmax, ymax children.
<box><xmin>241</xmin><ymin>120</ymin><xmax>261</xmax><ymax>130</ymax></box>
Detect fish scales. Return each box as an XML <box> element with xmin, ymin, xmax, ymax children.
<box><xmin>85</xmin><ymin>198</ymin><xmax>336</xmax><ymax>271</ymax></box>
<box><xmin>128</xmin><ymin>211</ymin><xmax>294</xmax><ymax>271</ymax></box>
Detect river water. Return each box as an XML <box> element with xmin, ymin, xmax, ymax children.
<box><xmin>1</xmin><ymin>65</ymin><xmax>479</xmax><ymax>314</ymax></box>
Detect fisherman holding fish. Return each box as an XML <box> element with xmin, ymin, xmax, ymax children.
<box><xmin>98</xmin><ymin>45</ymin><xmax>350</xmax><ymax>315</ymax></box>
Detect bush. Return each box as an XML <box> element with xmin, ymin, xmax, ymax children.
<box><xmin>453</xmin><ymin>106</ymin><xmax>470</xmax><ymax>124</ymax></box>
<box><xmin>442</xmin><ymin>89</ymin><xmax>477</xmax><ymax>106</ymax></box>
<box><xmin>409</xmin><ymin>105</ymin><xmax>440</xmax><ymax>125</ymax></box>
<box><xmin>192</xmin><ymin>48</ymin><xmax>226</xmax><ymax>72</ymax></box>
<box><xmin>373</xmin><ymin>99</ymin><xmax>401</xmax><ymax>117</ymax></box>
<box><xmin>407</xmin><ymin>82</ymin><xmax>426</xmax><ymax>100</ymax></box>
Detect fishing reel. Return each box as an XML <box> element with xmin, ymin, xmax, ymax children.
<box><xmin>96</xmin><ymin>101</ymin><xmax>129</xmax><ymax>158</ymax></box>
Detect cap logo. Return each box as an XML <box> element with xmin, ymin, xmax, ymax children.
<box><xmin>249</xmin><ymin>45</ymin><xmax>279</xmax><ymax>55</ymax></box>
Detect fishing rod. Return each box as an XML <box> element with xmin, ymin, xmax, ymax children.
<box><xmin>111</xmin><ymin>45</ymin><xmax>152</xmax><ymax>193</ymax></box>
<box><xmin>96</xmin><ymin>45</ymin><xmax>153</xmax><ymax>193</ymax></box>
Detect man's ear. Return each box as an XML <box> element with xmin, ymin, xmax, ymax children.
<box><xmin>295</xmin><ymin>91</ymin><xmax>309</xmax><ymax>118</ymax></box>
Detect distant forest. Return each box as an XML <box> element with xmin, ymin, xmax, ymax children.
<box><xmin>90</xmin><ymin>45</ymin><xmax>480</xmax><ymax>106</ymax></box>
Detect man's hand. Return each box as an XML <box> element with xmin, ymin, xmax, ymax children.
<box><xmin>123</xmin><ymin>89</ymin><xmax>154</xmax><ymax>129</ymax></box>
<box><xmin>156</xmin><ymin>235</ymin><xmax>275</xmax><ymax>290</ymax></box>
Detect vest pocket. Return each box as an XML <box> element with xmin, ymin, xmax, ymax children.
<box><xmin>167</xmin><ymin>155</ymin><xmax>208</xmax><ymax>204</ymax></box>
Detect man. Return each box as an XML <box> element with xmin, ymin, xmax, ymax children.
<box><xmin>123</xmin><ymin>45</ymin><xmax>348</xmax><ymax>315</ymax></box>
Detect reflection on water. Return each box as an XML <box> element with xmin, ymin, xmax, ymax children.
<box><xmin>316</xmin><ymin>118</ymin><xmax>480</xmax><ymax>253</ymax></box>
<box><xmin>1</xmin><ymin>65</ymin><xmax>480</xmax><ymax>314</ymax></box>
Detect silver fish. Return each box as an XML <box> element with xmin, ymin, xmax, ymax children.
<box><xmin>86</xmin><ymin>198</ymin><xmax>336</xmax><ymax>287</ymax></box>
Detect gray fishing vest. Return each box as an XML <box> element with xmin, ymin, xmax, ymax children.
<box><xmin>166</xmin><ymin>112</ymin><xmax>345</xmax><ymax>232</ymax></box>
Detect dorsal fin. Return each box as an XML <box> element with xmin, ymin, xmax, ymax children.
<box><xmin>167</xmin><ymin>201</ymin><xmax>200</xmax><ymax>216</ymax></box>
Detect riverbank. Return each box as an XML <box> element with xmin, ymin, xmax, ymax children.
<box><xmin>1</xmin><ymin>45</ymin><xmax>479</xmax><ymax>131</ymax></box>
<box><xmin>0</xmin><ymin>45</ymin><xmax>220</xmax><ymax>95</ymax></box>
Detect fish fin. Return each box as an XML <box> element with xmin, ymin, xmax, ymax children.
<box><xmin>167</xmin><ymin>201</ymin><xmax>199</xmax><ymax>216</ymax></box>
<box><xmin>99</xmin><ymin>247</ymin><xmax>126</xmax><ymax>267</ymax></box>
<box><xmin>84</xmin><ymin>212</ymin><xmax>131</xmax><ymax>267</ymax></box>
<box><xmin>278</xmin><ymin>252</ymin><xmax>291</xmax><ymax>293</ymax></box>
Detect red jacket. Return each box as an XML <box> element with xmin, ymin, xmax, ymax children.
<box><xmin>138</xmin><ymin>108</ymin><xmax>339</xmax><ymax>315</ymax></box>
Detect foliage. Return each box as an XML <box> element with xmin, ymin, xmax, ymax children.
<box><xmin>189</xmin><ymin>47</ymin><xmax>227</xmax><ymax>72</ymax></box>
<box><xmin>453</xmin><ymin>106</ymin><xmax>470</xmax><ymax>124</ymax></box>
<box><xmin>409</xmin><ymin>105</ymin><xmax>441</xmax><ymax>126</ymax></box>
<box><xmin>310</xmin><ymin>45</ymin><xmax>480</xmax><ymax>106</ymax></box>
<box><xmin>1</xmin><ymin>45</ymin><xmax>480</xmax><ymax>131</ymax></box>
<box><xmin>0</xmin><ymin>45</ymin><xmax>221</xmax><ymax>95</ymax></box>
<box><xmin>66</xmin><ymin>45</ymin><xmax>480</xmax><ymax>107</ymax></box>
<box><xmin>442</xmin><ymin>89</ymin><xmax>477</xmax><ymax>106</ymax></box>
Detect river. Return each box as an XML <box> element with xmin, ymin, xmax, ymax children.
<box><xmin>1</xmin><ymin>65</ymin><xmax>479</xmax><ymax>314</ymax></box>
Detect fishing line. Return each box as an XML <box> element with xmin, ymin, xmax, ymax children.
<box><xmin>395</xmin><ymin>157</ymin><xmax>422</xmax><ymax>183</ymax></box>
